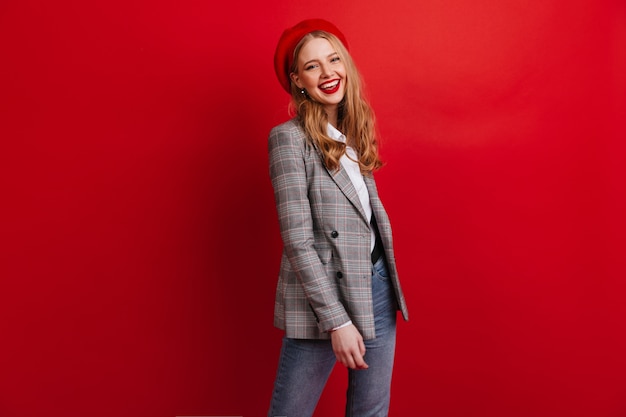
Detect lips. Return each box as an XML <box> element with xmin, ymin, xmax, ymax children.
<box><xmin>319</xmin><ymin>79</ymin><xmax>340</xmax><ymax>94</ymax></box>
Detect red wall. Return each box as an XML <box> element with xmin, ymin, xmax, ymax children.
<box><xmin>1</xmin><ymin>1</ymin><xmax>625</xmax><ymax>416</ymax></box>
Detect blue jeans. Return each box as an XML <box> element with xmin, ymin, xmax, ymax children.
<box><xmin>267</xmin><ymin>257</ymin><xmax>398</xmax><ymax>417</ymax></box>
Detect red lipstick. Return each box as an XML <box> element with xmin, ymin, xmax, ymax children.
<box><xmin>319</xmin><ymin>80</ymin><xmax>340</xmax><ymax>94</ymax></box>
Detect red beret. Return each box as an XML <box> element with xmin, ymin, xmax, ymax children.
<box><xmin>273</xmin><ymin>19</ymin><xmax>349</xmax><ymax>93</ymax></box>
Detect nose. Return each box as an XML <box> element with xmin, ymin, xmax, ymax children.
<box><xmin>319</xmin><ymin>63</ymin><xmax>333</xmax><ymax>78</ymax></box>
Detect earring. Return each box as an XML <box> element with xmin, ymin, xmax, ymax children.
<box><xmin>300</xmin><ymin>88</ymin><xmax>306</xmax><ymax>95</ymax></box>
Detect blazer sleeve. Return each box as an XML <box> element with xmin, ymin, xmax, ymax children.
<box><xmin>268</xmin><ymin>124</ymin><xmax>351</xmax><ymax>332</ymax></box>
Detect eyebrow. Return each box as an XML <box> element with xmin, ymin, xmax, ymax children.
<box><xmin>302</xmin><ymin>52</ymin><xmax>339</xmax><ymax>67</ymax></box>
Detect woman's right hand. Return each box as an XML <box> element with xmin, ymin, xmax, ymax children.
<box><xmin>330</xmin><ymin>324</ymin><xmax>369</xmax><ymax>370</ymax></box>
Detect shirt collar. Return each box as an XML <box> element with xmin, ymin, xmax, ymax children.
<box><xmin>326</xmin><ymin>123</ymin><xmax>346</xmax><ymax>144</ymax></box>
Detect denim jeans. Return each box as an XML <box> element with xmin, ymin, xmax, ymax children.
<box><xmin>267</xmin><ymin>257</ymin><xmax>398</xmax><ymax>417</ymax></box>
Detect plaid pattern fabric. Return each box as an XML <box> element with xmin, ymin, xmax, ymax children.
<box><xmin>268</xmin><ymin>119</ymin><xmax>409</xmax><ymax>340</ymax></box>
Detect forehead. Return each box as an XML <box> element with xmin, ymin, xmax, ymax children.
<box><xmin>297</xmin><ymin>37</ymin><xmax>337</xmax><ymax>62</ymax></box>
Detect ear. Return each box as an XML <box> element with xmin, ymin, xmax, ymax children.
<box><xmin>290</xmin><ymin>72</ymin><xmax>301</xmax><ymax>89</ymax></box>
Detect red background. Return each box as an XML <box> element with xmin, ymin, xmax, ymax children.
<box><xmin>1</xmin><ymin>1</ymin><xmax>625</xmax><ymax>416</ymax></box>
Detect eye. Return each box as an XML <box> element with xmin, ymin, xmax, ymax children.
<box><xmin>331</xmin><ymin>56</ymin><xmax>341</xmax><ymax>63</ymax></box>
<box><xmin>304</xmin><ymin>63</ymin><xmax>319</xmax><ymax>71</ymax></box>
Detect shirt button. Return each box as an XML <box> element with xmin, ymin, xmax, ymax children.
<box><xmin>336</xmin><ymin>271</ymin><xmax>343</xmax><ymax>279</ymax></box>
<box><xmin>331</xmin><ymin>230</ymin><xmax>339</xmax><ymax>238</ymax></box>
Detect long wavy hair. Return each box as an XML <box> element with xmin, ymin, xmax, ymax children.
<box><xmin>288</xmin><ymin>31</ymin><xmax>383</xmax><ymax>174</ymax></box>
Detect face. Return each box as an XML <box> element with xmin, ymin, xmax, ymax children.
<box><xmin>291</xmin><ymin>37</ymin><xmax>347</xmax><ymax>118</ymax></box>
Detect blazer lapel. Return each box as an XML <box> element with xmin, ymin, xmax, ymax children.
<box><xmin>364</xmin><ymin>176</ymin><xmax>384</xmax><ymax>222</ymax></box>
<box><xmin>314</xmin><ymin>144</ymin><xmax>368</xmax><ymax>223</ymax></box>
<box><xmin>332</xmin><ymin>166</ymin><xmax>369</xmax><ymax>222</ymax></box>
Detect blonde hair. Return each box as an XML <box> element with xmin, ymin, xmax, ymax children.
<box><xmin>288</xmin><ymin>31</ymin><xmax>383</xmax><ymax>174</ymax></box>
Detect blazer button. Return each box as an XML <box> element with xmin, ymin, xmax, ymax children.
<box><xmin>331</xmin><ymin>230</ymin><xmax>339</xmax><ymax>238</ymax></box>
<box><xmin>336</xmin><ymin>271</ymin><xmax>343</xmax><ymax>279</ymax></box>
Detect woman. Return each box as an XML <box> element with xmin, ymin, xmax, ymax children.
<box><xmin>267</xmin><ymin>18</ymin><xmax>409</xmax><ymax>417</ymax></box>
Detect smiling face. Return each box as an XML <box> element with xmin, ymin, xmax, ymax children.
<box><xmin>290</xmin><ymin>37</ymin><xmax>347</xmax><ymax>121</ymax></box>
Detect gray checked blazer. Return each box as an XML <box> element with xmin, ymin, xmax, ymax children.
<box><xmin>268</xmin><ymin>118</ymin><xmax>409</xmax><ymax>340</ymax></box>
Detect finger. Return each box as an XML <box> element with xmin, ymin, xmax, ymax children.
<box><xmin>358</xmin><ymin>337</ymin><xmax>366</xmax><ymax>357</ymax></box>
<box><xmin>344</xmin><ymin>354</ymin><xmax>356</xmax><ymax>370</ymax></box>
<box><xmin>357</xmin><ymin>338</ymin><xmax>368</xmax><ymax>368</ymax></box>
<box><xmin>352</xmin><ymin>350</ymin><xmax>368</xmax><ymax>370</ymax></box>
<box><xmin>338</xmin><ymin>349</ymin><xmax>358</xmax><ymax>370</ymax></box>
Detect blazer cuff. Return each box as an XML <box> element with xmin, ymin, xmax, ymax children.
<box><xmin>330</xmin><ymin>320</ymin><xmax>352</xmax><ymax>332</ymax></box>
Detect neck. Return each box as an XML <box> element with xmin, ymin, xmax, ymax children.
<box><xmin>326</xmin><ymin>107</ymin><xmax>338</xmax><ymax>129</ymax></box>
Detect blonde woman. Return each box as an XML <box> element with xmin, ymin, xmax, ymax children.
<box><xmin>267</xmin><ymin>19</ymin><xmax>409</xmax><ymax>417</ymax></box>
